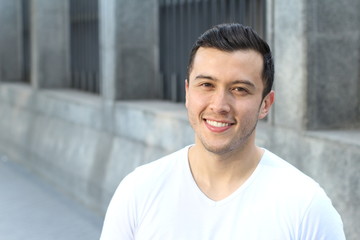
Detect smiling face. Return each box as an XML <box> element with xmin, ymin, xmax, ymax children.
<box><xmin>186</xmin><ymin>47</ymin><xmax>274</xmax><ymax>155</ymax></box>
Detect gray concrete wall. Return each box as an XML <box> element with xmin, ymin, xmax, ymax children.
<box><xmin>116</xmin><ymin>0</ymin><xmax>161</xmax><ymax>99</ymax></box>
<box><xmin>99</xmin><ymin>0</ymin><xmax>161</xmax><ymax>100</ymax></box>
<box><xmin>31</xmin><ymin>0</ymin><xmax>70</xmax><ymax>89</ymax></box>
<box><xmin>270</xmin><ymin>2</ymin><xmax>360</xmax><ymax>237</ymax></box>
<box><xmin>99</xmin><ymin>0</ymin><xmax>117</xmax><ymax>100</ymax></box>
<box><xmin>0</xmin><ymin>83</ymin><xmax>193</xmax><ymax>213</ymax></box>
<box><xmin>272</xmin><ymin>0</ymin><xmax>308</xmax><ymax>130</ymax></box>
<box><xmin>273</xmin><ymin>0</ymin><xmax>360</xmax><ymax>130</ymax></box>
<box><xmin>0</xmin><ymin>0</ymin><xmax>22</xmax><ymax>82</ymax></box>
<box><xmin>306</xmin><ymin>0</ymin><xmax>360</xmax><ymax>129</ymax></box>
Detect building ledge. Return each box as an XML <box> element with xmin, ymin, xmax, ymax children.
<box><xmin>306</xmin><ymin>129</ymin><xmax>360</xmax><ymax>147</ymax></box>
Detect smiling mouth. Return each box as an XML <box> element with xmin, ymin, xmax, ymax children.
<box><xmin>205</xmin><ymin>119</ymin><xmax>234</xmax><ymax>127</ymax></box>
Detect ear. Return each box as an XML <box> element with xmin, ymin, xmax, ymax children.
<box><xmin>258</xmin><ymin>90</ymin><xmax>275</xmax><ymax>119</ymax></box>
<box><xmin>185</xmin><ymin>79</ymin><xmax>189</xmax><ymax>108</ymax></box>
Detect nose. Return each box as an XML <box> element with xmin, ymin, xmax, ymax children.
<box><xmin>210</xmin><ymin>90</ymin><xmax>231</xmax><ymax>114</ymax></box>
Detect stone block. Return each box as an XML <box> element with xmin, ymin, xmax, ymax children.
<box><xmin>273</xmin><ymin>0</ymin><xmax>307</xmax><ymax>129</ymax></box>
<box><xmin>120</xmin><ymin>47</ymin><xmax>160</xmax><ymax>99</ymax></box>
<box><xmin>307</xmin><ymin>0</ymin><xmax>360</xmax><ymax>34</ymax></box>
<box><xmin>31</xmin><ymin>0</ymin><xmax>70</xmax><ymax>88</ymax></box>
<box><xmin>99</xmin><ymin>0</ymin><xmax>160</xmax><ymax>100</ymax></box>
<box><xmin>118</xmin><ymin>0</ymin><xmax>157</xmax><ymax>47</ymax></box>
<box><xmin>114</xmin><ymin>101</ymin><xmax>194</xmax><ymax>152</ymax></box>
<box><xmin>307</xmin><ymin>34</ymin><xmax>360</xmax><ymax>129</ymax></box>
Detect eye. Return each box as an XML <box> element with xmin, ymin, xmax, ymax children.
<box><xmin>233</xmin><ymin>87</ymin><xmax>248</xmax><ymax>93</ymax></box>
<box><xmin>200</xmin><ymin>82</ymin><xmax>214</xmax><ymax>88</ymax></box>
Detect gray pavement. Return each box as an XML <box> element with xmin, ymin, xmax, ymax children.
<box><xmin>0</xmin><ymin>154</ymin><xmax>103</xmax><ymax>240</ymax></box>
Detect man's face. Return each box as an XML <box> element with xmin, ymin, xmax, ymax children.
<box><xmin>185</xmin><ymin>47</ymin><xmax>274</xmax><ymax>155</ymax></box>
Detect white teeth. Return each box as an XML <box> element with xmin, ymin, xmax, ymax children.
<box><xmin>206</xmin><ymin>120</ymin><xmax>230</xmax><ymax>127</ymax></box>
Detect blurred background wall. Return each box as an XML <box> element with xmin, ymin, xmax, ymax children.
<box><xmin>0</xmin><ymin>0</ymin><xmax>359</xmax><ymax>238</ymax></box>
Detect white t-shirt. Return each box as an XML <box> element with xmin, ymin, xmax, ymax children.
<box><xmin>100</xmin><ymin>146</ymin><xmax>345</xmax><ymax>240</ymax></box>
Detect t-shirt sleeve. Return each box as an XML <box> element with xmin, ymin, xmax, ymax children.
<box><xmin>100</xmin><ymin>174</ymin><xmax>137</xmax><ymax>240</ymax></box>
<box><xmin>298</xmin><ymin>188</ymin><xmax>346</xmax><ymax>240</ymax></box>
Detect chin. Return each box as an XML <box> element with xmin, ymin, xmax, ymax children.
<box><xmin>203</xmin><ymin>142</ymin><xmax>238</xmax><ymax>155</ymax></box>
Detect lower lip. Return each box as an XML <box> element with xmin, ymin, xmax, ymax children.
<box><xmin>204</xmin><ymin>120</ymin><xmax>233</xmax><ymax>133</ymax></box>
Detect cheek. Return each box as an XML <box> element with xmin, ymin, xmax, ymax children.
<box><xmin>187</xmin><ymin>91</ymin><xmax>207</xmax><ymax>110</ymax></box>
<box><xmin>186</xmin><ymin>95</ymin><xmax>208</xmax><ymax>124</ymax></box>
<box><xmin>187</xmin><ymin>104</ymin><xmax>201</xmax><ymax>130</ymax></box>
<box><xmin>235</xmin><ymin>100</ymin><xmax>262</xmax><ymax>118</ymax></box>
<box><xmin>186</xmin><ymin>99</ymin><xmax>200</xmax><ymax>117</ymax></box>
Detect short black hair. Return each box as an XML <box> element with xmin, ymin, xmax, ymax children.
<box><xmin>187</xmin><ymin>23</ymin><xmax>274</xmax><ymax>98</ymax></box>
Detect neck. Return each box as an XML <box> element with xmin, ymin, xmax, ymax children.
<box><xmin>188</xmin><ymin>140</ymin><xmax>264</xmax><ymax>201</ymax></box>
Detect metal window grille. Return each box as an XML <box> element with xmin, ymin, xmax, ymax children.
<box><xmin>70</xmin><ymin>0</ymin><xmax>100</xmax><ymax>93</ymax></box>
<box><xmin>22</xmin><ymin>0</ymin><xmax>31</xmax><ymax>83</ymax></box>
<box><xmin>159</xmin><ymin>0</ymin><xmax>266</xmax><ymax>102</ymax></box>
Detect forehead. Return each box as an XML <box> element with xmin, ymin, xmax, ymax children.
<box><xmin>191</xmin><ymin>47</ymin><xmax>264</xmax><ymax>82</ymax></box>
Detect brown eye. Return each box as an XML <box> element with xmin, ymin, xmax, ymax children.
<box><xmin>231</xmin><ymin>87</ymin><xmax>250</xmax><ymax>96</ymax></box>
<box><xmin>201</xmin><ymin>83</ymin><xmax>213</xmax><ymax>88</ymax></box>
<box><xmin>234</xmin><ymin>87</ymin><xmax>247</xmax><ymax>92</ymax></box>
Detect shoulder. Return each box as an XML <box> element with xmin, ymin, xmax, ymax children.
<box><xmin>133</xmin><ymin>146</ymin><xmax>188</xmax><ymax>177</ymax></box>
<box><xmin>107</xmin><ymin>145</ymin><xmax>190</xmax><ymax>212</ymax></box>
<box><xmin>260</xmin><ymin>149</ymin><xmax>320</xmax><ymax>192</ymax></box>
<box><xmin>257</xmin><ymin>150</ymin><xmax>323</xmax><ymax>217</ymax></box>
<box><xmin>120</xmin><ymin>146</ymin><xmax>189</xmax><ymax>191</ymax></box>
<box><xmin>258</xmin><ymin>150</ymin><xmax>345</xmax><ymax>239</ymax></box>
<box><xmin>297</xmin><ymin>187</ymin><xmax>345</xmax><ymax>239</ymax></box>
<box><xmin>100</xmin><ymin>147</ymin><xmax>190</xmax><ymax>240</ymax></box>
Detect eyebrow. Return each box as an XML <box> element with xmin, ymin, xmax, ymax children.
<box><xmin>194</xmin><ymin>74</ymin><xmax>256</xmax><ymax>89</ymax></box>
<box><xmin>194</xmin><ymin>74</ymin><xmax>216</xmax><ymax>81</ymax></box>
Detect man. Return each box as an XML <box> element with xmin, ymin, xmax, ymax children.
<box><xmin>100</xmin><ymin>23</ymin><xmax>345</xmax><ymax>239</ymax></box>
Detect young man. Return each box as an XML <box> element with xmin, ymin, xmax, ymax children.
<box><xmin>100</xmin><ymin>23</ymin><xmax>345</xmax><ymax>239</ymax></box>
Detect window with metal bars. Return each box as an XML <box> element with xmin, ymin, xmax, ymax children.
<box><xmin>159</xmin><ymin>0</ymin><xmax>266</xmax><ymax>102</ymax></box>
<box><xmin>22</xmin><ymin>0</ymin><xmax>31</xmax><ymax>83</ymax></box>
<box><xmin>70</xmin><ymin>0</ymin><xmax>100</xmax><ymax>93</ymax></box>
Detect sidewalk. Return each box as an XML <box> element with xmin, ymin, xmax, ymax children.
<box><xmin>0</xmin><ymin>154</ymin><xmax>103</xmax><ymax>240</ymax></box>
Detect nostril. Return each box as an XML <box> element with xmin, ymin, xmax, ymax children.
<box><xmin>210</xmin><ymin>101</ymin><xmax>231</xmax><ymax>114</ymax></box>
